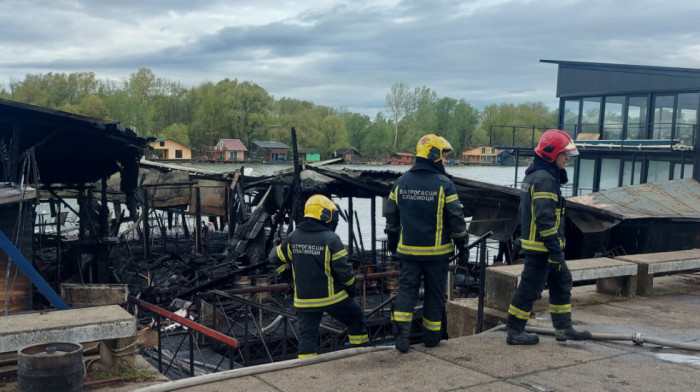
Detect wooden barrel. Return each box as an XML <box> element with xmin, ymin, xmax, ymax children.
<box><xmin>17</xmin><ymin>342</ymin><xmax>83</xmax><ymax>392</ymax></box>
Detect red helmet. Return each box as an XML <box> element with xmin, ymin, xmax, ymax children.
<box><xmin>534</xmin><ymin>129</ymin><xmax>579</xmax><ymax>162</ymax></box>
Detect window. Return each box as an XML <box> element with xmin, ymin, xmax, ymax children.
<box><xmin>577</xmin><ymin>159</ymin><xmax>595</xmax><ymax>195</ymax></box>
<box><xmin>647</xmin><ymin>160</ymin><xmax>671</xmax><ymax>183</ymax></box>
<box><xmin>626</xmin><ymin>96</ymin><xmax>647</xmax><ymax>140</ymax></box>
<box><xmin>675</xmin><ymin>93</ymin><xmax>698</xmax><ymax>145</ymax></box>
<box><xmin>652</xmin><ymin>95</ymin><xmax>674</xmax><ymax>139</ymax></box>
<box><xmin>622</xmin><ymin>160</ymin><xmax>642</xmax><ymax>186</ymax></box>
<box><xmin>159</xmin><ymin>141</ymin><xmax>165</xmax><ymax>147</ymax></box>
<box><xmin>673</xmin><ymin>163</ymin><xmax>693</xmax><ymax>179</ymax></box>
<box><xmin>175</xmin><ymin>150</ymin><xmax>183</xmax><ymax>159</ymax></box>
<box><xmin>563</xmin><ymin>99</ymin><xmax>580</xmax><ymax>134</ymax></box>
<box><xmin>481</xmin><ymin>147</ymin><xmax>486</xmax><ymax>154</ymax></box>
<box><xmin>603</xmin><ymin>96</ymin><xmax>625</xmax><ymax>140</ymax></box>
<box><xmin>581</xmin><ymin>97</ymin><xmax>601</xmax><ymax>135</ymax></box>
<box><xmin>600</xmin><ymin>159</ymin><xmax>621</xmax><ymax>189</ymax></box>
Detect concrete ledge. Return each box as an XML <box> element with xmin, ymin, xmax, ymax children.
<box><xmin>616</xmin><ymin>249</ymin><xmax>700</xmax><ymax>296</ymax></box>
<box><xmin>446</xmin><ymin>298</ymin><xmax>505</xmax><ymax>338</ymax></box>
<box><xmin>0</xmin><ymin>304</ymin><xmax>136</xmax><ymax>353</ymax></box>
<box><xmin>60</xmin><ymin>283</ymin><xmax>129</xmax><ymax>307</ymax></box>
<box><xmin>485</xmin><ymin>257</ymin><xmax>638</xmax><ymax>312</ymax></box>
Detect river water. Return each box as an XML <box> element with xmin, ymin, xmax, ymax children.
<box><xmin>36</xmin><ymin>162</ymin><xmax>529</xmax><ymax>255</ymax></box>
<box><xmin>182</xmin><ymin>162</ymin><xmax>530</xmax><ymax>251</ymax></box>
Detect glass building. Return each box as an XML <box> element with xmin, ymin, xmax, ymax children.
<box><xmin>542</xmin><ymin>60</ymin><xmax>700</xmax><ymax>195</ymax></box>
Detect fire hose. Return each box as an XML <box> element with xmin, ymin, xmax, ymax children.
<box><xmin>486</xmin><ymin>324</ymin><xmax>700</xmax><ymax>351</ymax></box>
<box><xmin>131</xmin><ymin>346</ymin><xmax>393</xmax><ymax>392</ymax></box>
<box><xmin>525</xmin><ymin>326</ymin><xmax>700</xmax><ymax>351</ymax></box>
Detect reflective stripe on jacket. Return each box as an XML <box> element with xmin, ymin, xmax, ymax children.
<box><xmin>518</xmin><ymin>166</ymin><xmax>566</xmax><ymax>255</ymax></box>
<box><xmin>384</xmin><ymin>162</ymin><xmax>467</xmax><ymax>261</ymax></box>
<box><xmin>270</xmin><ymin>220</ymin><xmax>354</xmax><ymax>309</ymax></box>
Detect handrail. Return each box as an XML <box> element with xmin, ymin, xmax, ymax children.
<box><xmin>129</xmin><ymin>296</ymin><xmax>239</xmax><ymax>349</ymax></box>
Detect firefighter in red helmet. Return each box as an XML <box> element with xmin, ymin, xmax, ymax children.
<box><xmin>506</xmin><ymin>129</ymin><xmax>591</xmax><ymax>345</ymax></box>
<box><xmin>270</xmin><ymin>194</ymin><xmax>368</xmax><ymax>357</ymax></box>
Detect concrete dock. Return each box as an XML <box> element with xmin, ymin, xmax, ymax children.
<box><xmin>102</xmin><ymin>271</ymin><xmax>699</xmax><ymax>392</ymax></box>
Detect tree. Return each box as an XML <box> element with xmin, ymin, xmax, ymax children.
<box><xmin>315</xmin><ymin>115</ymin><xmax>348</xmax><ymax>157</ymax></box>
<box><xmin>228</xmin><ymin>81</ymin><xmax>274</xmax><ymax>147</ymax></box>
<box><xmin>401</xmin><ymin>86</ymin><xmax>437</xmax><ymax>151</ymax></box>
<box><xmin>160</xmin><ymin>123</ymin><xmax>190</xmax><ymax>146</ymax></box>
<box><xmin>344</xmin><ymin>113</ymin><xmax>371</xmax><ymax>152</ymax></box>
<box><xmin>58</xmin><ymin>95</ymin><xmax>110</xmax><ymax>119</ymax></box>
<box><xmin>385</xmin><ymin>82</ymin><xmax>410</xmax><ymax>149</ymax></box>
<box><xmin>9</xmin><ymin>74</ymin><xmax>50</xmax><ymax>107</ymax></box>
<box><xmin>361</xmin><ymin>113</ymin><xmax>393</xmax><ymax>159</ymax></box>
<box><xmin>477</xmin><ymin>102</ymin><xmax>557</xmax><ymax>147</ymax></box>
<box><xmin>452</xmin><ymin>100</ymin><xmax>480</xmax><ymax>153</ymax></box>
<box><xmin>124</xmin><ymin>68</ymin><xmax>159</xmax><ymax>137</ymax></box>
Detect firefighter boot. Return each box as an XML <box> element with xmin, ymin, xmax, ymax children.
<box><xmin>506</xmin><ymin>315</ymin><xmax>539</xmax><ymax>345</ymax></box>
<box><xmin>506</xmin><ymin>329</ymin><xmax>540</xmax><ymax>345</ymax></box>
<box><xmin>551</xmin><ymin>312</ymin><xmax>591</xmax><ymax>341</ymax></box>
<box><xmin>395</xmin><ymin>322</ymin><xmax>411</xmax><ymax>353</ymax></box>
<box><xmin>555</xmin><ymin>327</ymin><xmax>592</xmax><ymax>341</ymax></box>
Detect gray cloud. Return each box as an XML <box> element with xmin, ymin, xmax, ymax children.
<box><xmin>2</xmin><ymin>0</ymin><xmax>700</xmax><ymax>116</ymax></box>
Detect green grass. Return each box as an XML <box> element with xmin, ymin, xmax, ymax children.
<box><xmin>92</xmin><ymin>366</ymin><xmax>156</xmax><ymax>382</ymax></box>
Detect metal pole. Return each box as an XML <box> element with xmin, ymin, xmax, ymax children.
<box><xmin>514</xmin><ymin>149</ymin><xmax>520</xmax><ymax>188</ymax></box>
<box><xmin>143</xmin><ymin>190</ymin><xmax>150</xmax><ymax>258</ymax></box>
<box><xmin>189</xmin><ymin>332</ymin><xmax>194</xmax><ymax>377</ymax></box>
<box><xmin>477</xmin><ymin>239</ymin><xmax>487</xmax><ymax>333</ymax></box>
<box><xmin>371</xmin><ymin>197</ymin><xmax>377</xmax><ymax>262</ymax></box>
<box><xmin>195</xmin><ymin>187</ymin><xmax>201</xmax><ymax>254</ymax></box>
<box><xmin>348</xmin><ymin>197</ymin><xmax>354</xmax><ymax>255</ymax></box>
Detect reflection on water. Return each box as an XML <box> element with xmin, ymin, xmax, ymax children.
<box><xmin>330</xmin><ymin>164</ymin><xmax>527</xmax><ymax>250</ymax></box>
<box><xmin>173</xmin><ymin>162</ymin><xmax>527</xmax><ymax>247</ymax></box>
<box><xmin>177</xmin><ymin>162</ymin><xmax>526</xmax><ymax>186</ymax></box>
<box><xmin>43</xmin><ymin>162</ymin><xmax>526</xmax><ymax>251</ymax></box>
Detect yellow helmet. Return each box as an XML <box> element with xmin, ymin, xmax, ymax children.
<box><xmin>304</xmin><ymin>194</ymin><xmax>338</xmax><ymax>223</ymax></box>
<box><xmin>416</xmin><ymin>134</ymin><xmax>453</xmax><ymax>162</ymax></box>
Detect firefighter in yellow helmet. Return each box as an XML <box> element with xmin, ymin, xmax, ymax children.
<box><xmin>269</xmin><ymin>194</ymin><xmax>368</xmax><ymax>357</ymax></box>
<box><xmin>506</xmin><ymin>129</ymin><xmax>591</xmax><ymax>345</ymax></box>
<box><xmin>384</xmin><ymin>134</ymin><xmax>469</xmax><ymax>353</ymax></box>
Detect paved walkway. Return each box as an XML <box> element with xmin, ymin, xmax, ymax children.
<box><xmin>103</xmin><ymin>272</ymin><xmax>700</xmax><ymax>392</ymax></box>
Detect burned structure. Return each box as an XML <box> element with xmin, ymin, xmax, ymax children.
<box><xmin>0</xmin><ymin>98</ymin><xmax>147</xmax><ymax>312</ymax></box>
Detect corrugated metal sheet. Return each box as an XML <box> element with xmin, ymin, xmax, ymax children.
<box><xmin>567</xmin><ymin>178</ymin><xmax>700</xmax><ymax>220</ymax></box>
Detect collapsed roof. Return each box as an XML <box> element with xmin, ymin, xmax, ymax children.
<box><xmin>0</xmin><ymin>98</ymin><xmax>147</xmax><ymax>188</ymax></box>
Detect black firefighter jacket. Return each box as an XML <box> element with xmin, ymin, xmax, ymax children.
<box><xmin>270</xmin><ymin>220</ymin><xmax>355</xmax><ymax>310</ymax></box>
<box><xmin>518</xmin><ymin>163</ymin><xmax>566</xmax><ymax>257</ymax></box>
<box><xmin>384</xmin><ymin>161</ymin><xmax>468</xmax><ymax>261</ymax></box>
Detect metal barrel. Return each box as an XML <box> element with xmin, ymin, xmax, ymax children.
<box><xmin>17</xmin><ymin>342</ymin><xmax>84</xmax><ymax>392</ymax></box>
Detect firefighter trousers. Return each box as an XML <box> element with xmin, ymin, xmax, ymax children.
<box><xmin>297</xmin><ymin>297</ymin><xmax>368</xmax><ymax>356</ymax></box>
<box><xmin>506</xmin><ymin>253</ymin><xmax>574</xmax><ymax>331</ymax></box>
<box><xmin>393</xmin><ymin>257</ymin><xmax>449</xmax><ymax>347</ymax></box>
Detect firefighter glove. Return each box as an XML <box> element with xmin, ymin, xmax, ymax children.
<box><xmin>386</xmin><ymin>229</ymin><xmax>399</xmax><ymax>254</ymax></box>
<box><xmin>548</xmin><ymin>251</ymin><xmax>565</xmax><ymax>265</ymax></box>
<box><xmin>345</xmin><ymin>281</ymin><xmax>357</xmax><ymax>298</ymax></box>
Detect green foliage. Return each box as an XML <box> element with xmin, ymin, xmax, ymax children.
<box><xmin>478</xmin><ymin>102</ymin><xmax>557</xmax><ymax>148</ymax></box>
<box><xmin>160</xmin><ymin>123</ymin><xmax>190</xmax><ymax>146</ymax></box>
<box><xmin>4</xmin><ymin>69</ymin><xmax>559</xmax><ymax>160</ymax></box>
<box><xmin>92</xmin><ymin>366</ymin><xmax>155</xmax><ymax>382</ymax></box>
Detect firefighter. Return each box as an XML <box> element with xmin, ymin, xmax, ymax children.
<box><xmin>384</xmin><ymin>134</ymin><xmax>469</xmax><ymax>353</ymax></box>
<box><xmin>270</xmin><ymin>194</ymin><xmax>369</xmax><ymax>357</ymax></box>
<box><xmin>506</xmin><ymin>129</ymin><xmax>592</xmax><ymax>345</ymax></box>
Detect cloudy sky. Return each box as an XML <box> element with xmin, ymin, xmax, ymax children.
<box><xmin>2</xmin><ymin>0</ymin><xmax>700</xmax><ymax>117</ymax></box>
